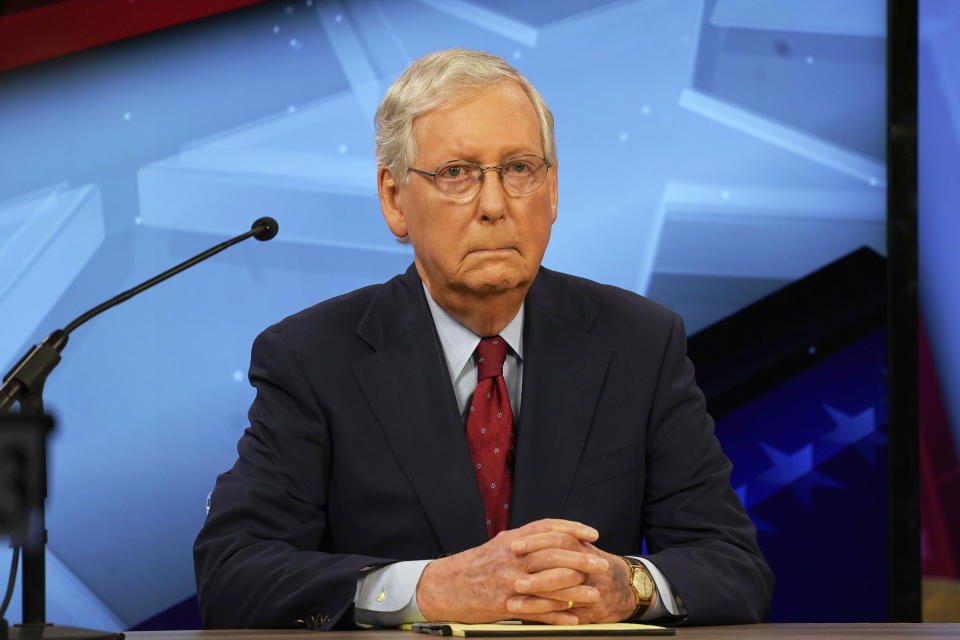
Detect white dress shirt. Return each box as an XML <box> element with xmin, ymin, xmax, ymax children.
<box><xmin>353</xmin><ymin>287</ymin><xmax>679</xmax><ymax>626</ymax></box>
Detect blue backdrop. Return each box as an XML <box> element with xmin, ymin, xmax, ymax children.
<box><xmin>0</xmin><ymin>0</ymin><xmax>887</xmax><ymax>628</ymax></box>
<box><xmin>919</xmin><ymin>0</ymin><xmax>960</xmax><ymax>476</ymax></box>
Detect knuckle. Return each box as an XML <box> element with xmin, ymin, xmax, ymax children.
<box><xmin>562</xmin><ymin>568</ymin><xmax>583</xmax><ymax>583</ymax></box>
<box><xmin>532</xmin><ymin>519</ymin><xmax>553</xmax><ymax>532</ymax></box>
<box><xmin>557</xmin><ymin>533</ymin><xmax>579</xmax><ymax>549</ymax></box>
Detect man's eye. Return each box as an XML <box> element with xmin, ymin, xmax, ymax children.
<box><xmin>507</xmin><ymin>161</ymin><xmax>529</xmax><ymax>174</ymax></box>
<box><xmin>440</xmin><ymin>164</ymin><xmax>471</xmax><ymax>179</ymax></box>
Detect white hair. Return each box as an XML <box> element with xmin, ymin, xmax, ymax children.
<box><xmin>374</xmin><ymin>48</ymin><xmax>556</xmax><ymax>184</ymax></box>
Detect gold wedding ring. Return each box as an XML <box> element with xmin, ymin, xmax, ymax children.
<box><xmin>567</xmin><ymin>600</ymin><xmax>574</xmax><ymax>610</ymax></box>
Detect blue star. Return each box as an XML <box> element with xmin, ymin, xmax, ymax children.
<box><xmin>749</xmin><ymin>442</ymin><xmax>843</xmax><ymax>509</ymax></box>
<box><xmin>821</xmin><ymin>405</ymin><xmax>876</xmax><ymax>445</ymax></box>
<box><xmin>734</xmin><ymin>483</ymin><xmax>747</xmax><ymax>506</ymax></box>
<box><xmin>855</xmin><ymin>431</ymin><xmax>887</xmax><ymax>466</ymax></box>
<box><xmin>749</xmin><ymin>514</ymin><xmax>776</xmax><ymax>533</ymax></box>
<box><xmin>820</xmin><ymin>405</ymin><xmax>883</xmax><ymax>465</ymax></box>
<box><xmin>788</xmin><ymin>471</ymin><xmax>842</xmax><ymax>509</ymax></box>
<box><xmin>756</xmin><ymin>442</ymin><xmax>814</xmax><ymax>486</ymax></box>
<box><xmin>735</xmin><ymin>485</ymin><xmax>777</xmax><ymax>532</ymax></box>
<box><xmin>743</xmin><ymin>443</ymin><xmax>816</xmax><ymax>508</ymax></box>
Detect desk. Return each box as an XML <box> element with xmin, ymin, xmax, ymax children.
<box><xmin>124</xmin><ymin>625</ymin><xmax>960</xmax><ymax>640</ymax></box>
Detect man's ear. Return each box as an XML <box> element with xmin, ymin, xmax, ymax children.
<box><xmin>549</xmin><ymin>158</ymin><xmax>558</xmax><ymax>224</ymax></box>
<box><xmin>378</xmin><ymin>166</ymin><xmax>408</xmax><ymax>238</ymax></box>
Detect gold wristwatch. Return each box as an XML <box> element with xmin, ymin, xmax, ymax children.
<box><xmin>623</xmin><ymin>556</ymin><xmax>655</xmax><ymax>619</ymax></box>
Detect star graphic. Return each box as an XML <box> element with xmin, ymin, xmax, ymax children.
<box><xmin>743</xmin><ymin>443</ymin><xmax>815</xmax><ymax>508</ymax></box>
<box><xmin>788</xmin><ymin>470</ymin><xmax>843</xmax><ymax>509</ymax></box>
<box><xmin>747</xmin><ymin>443</ymin><xmax>844</xmax><ymax>509</ymax></box>
<box><xmin>819</xmin><ymin>404</ymin><xmax>884</xmax><ymax>465</ymax></box>
<box><xmin>735</xmin><ymin>484</ymin><xmax>776</xmax><ymax>532</ymax></box>
<box><xmin>734</xmin><ymin>483</ymin><xmax>747</xmax><ymax>506</ymax></box>
<box><xmin>756</xmin><ymin>443</ymin><xmax>814</xmax><ymax>486</ymax></box>
<box><xmin>821</xmin><ymin>405</ymin><xmax>876</xmax><ymax>444</ymax></box>
<box><xmin>855</xmin><ymin>431</ymin><xmax>887</xmax><ymax>466</ymax></box>
<box><xmin>750</xmin><ymin>515</ymin><xmax>777</xmax><ymax>533</ymax></box>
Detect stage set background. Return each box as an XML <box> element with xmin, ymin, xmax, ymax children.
<box><xmin>0</xmin><ymin>0</ymin><xmax>943</xmax><ymax>629</ymax></box>
<box><xmin>917</xmin><ymin>0</ymin><xmax>960</xmax><ymax>610</ymax></box>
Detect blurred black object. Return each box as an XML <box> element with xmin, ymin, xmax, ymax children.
<box><xmin>0</xmin><ymin>414</ymin><xmax>50</xmax><ymax>541</ymax></box>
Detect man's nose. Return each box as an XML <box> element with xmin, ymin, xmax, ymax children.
<box><xmin>476</xmin><ymin>168</ymin><xmax>508</xmax><ymax>220</ymax></box>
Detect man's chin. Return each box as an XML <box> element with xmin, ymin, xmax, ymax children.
<box><xmin>458</xmin><ymin>271</ymin><xmax>533</xmax><ymax>297</ymax></box>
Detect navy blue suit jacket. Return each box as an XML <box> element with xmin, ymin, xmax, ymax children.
<box><xmin>193</xmin><ymin>265</ymin><xmax>773</xmax><ymax>629</ymax></box>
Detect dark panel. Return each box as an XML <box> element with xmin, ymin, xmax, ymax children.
<box><xmin>887</xmin><ymin>0</ymin><xmax>921</xmax><ymax>623</ymax></box>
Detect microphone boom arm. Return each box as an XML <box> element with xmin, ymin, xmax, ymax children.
<box><xmin>0</xmin><ymin>216</ymin><xmax>278</xmax><ymax>414</ymax></box>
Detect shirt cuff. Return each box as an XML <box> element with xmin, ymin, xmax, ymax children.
<box><xmin>626</xmin><ymin>556</ymin><xmax>681</xmax><ymax>621</ymax></box>
<box><xmin>354</xmin><ymin>560</ymin><xmax>432</xmax><ymax>627</ymax></box>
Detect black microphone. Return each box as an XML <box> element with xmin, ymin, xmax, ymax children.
<box><xmin>251</xmin><ymin>216</ymin><xmax>278</xmax><ymax>241</ymax></box>
<box><xmin>0</xmin><ymin>217</ymin><xmax>279</xmax><ymax>413</ymax></box>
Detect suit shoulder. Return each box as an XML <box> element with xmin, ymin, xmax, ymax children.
<box><xmin>256</xmin><ymin>282</ymin><xmax>383</xmax><ymax>350</ymax></box>
<box><xmin>544</xmin><ymin>269</ymin><xmax>680</xmax><ymax>329</ymax></box>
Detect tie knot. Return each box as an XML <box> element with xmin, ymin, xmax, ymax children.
<box><xmin>476</xmin><ymin>336</ymin><xmax>508</xmax><ymax>380</ymax></box>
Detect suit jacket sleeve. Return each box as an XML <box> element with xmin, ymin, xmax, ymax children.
<box><xmin>193</xmin><ymin>325</ymin><xmax>395</xmax><ymax>630</ymax></box>
<box><xmin>640</xmin><ymin>314</ymin><xmax>774</xmax><ymax>624</ymax></box>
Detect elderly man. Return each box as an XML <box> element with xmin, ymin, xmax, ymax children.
<box><xmin>194</xmin><ymin>49</ymin><xmax>773</xmax><ymax>630</ymax></box>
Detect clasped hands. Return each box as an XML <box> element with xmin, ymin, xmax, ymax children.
<box><xmin>415</xmin><ymin>518</ymin><xmax>637</xmax><ymax>625</ymax></box>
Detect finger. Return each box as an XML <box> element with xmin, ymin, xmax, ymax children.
<box><xmin>520</xmin><ymin>547</ymin><xmax>610</xmax><ymax>574</ymax></box>
<box><xmin>523</xmin><ymin>585</ymin><xmax>601</xmax><ymax>605</ymax></box>
<box><xmin>517</xmin><ymin>519</ymin><xmax>599</xmax><ymax>544</ymax></box>
<box><xmin>511</xmin><ymin>532</ymin><xmax>581</xmax><ymax>555</ymax></box>
<box><xmin>506</xmin><ymin>595</ymin><xmax>579</xmax><ymax>615</ymax></box>
<box><xmin>516</xmin><ymin>568</ymin><xmax>588</xmax><ymax>594</ymax></box>
<box><xmin>519</xmin><ymin>612</ymin><xmax>580</xmax><ymax>626</ymax></box>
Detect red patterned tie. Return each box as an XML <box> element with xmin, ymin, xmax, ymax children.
<box><xmin>466</xmin><ymin>336</ymin><xmax>515</xmax><ymax>538</ymax></box>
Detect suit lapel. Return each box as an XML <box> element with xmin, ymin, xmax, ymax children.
<box><xmin>510</xmin><ymin>269</ymin><xmax>613</xmax><ymax>526</ymax></box>
<box><xmin>351</xmin><ymin>266</ymin><xmax>488</xmax><ymax>554</ymax></box>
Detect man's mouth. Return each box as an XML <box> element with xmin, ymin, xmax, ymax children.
<box><xmin>469</xmin><ymin>247</ymin><xmax>516</xmax><ymax>254</ymax></box>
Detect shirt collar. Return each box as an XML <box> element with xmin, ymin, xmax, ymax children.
<box><xmin>423</xmin><ymin>284</ymin><xmax>524</xmax><ymax>383</ymax></box>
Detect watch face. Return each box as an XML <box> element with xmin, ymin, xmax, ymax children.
<box><xmin>632</xmin><ymin>566</ymin><xmax>655</xmax><ymax>600</ymax></box>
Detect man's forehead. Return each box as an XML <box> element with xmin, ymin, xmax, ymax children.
<box><xmin>410</xmin><ymin>81</ymin><xmax>542</xmax><ymax>164</ymax></box>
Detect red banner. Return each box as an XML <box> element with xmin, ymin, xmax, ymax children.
<box><xmin>0</xmin><ymin>0</ymin><xmax>268</xmax><ymax>73</ymax></box>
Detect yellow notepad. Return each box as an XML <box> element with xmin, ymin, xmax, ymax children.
<box><xmin>401</xmin><ymin>621</ymin><xmax>674</xmax><ymax>636</ymax></box>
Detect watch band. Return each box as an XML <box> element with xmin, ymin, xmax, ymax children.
<box><xmin>622</xmin><ymin>556</ymin><xmax>655</xmax><ymax>620</ymax></box>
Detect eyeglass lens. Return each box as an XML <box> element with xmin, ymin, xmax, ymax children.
<box><xmin>433</xmin><ymin>155</ymin><xmax>548</xmax><ymax>197</ymax></box>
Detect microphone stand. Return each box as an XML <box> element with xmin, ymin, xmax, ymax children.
<box><xmin>0</xmin><ymin>217</ymin><xmax>278</xmax><ymax>639</ymax></box>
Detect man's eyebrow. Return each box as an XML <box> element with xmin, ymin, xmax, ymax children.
<box><xmin>499</xmin><ymin>147</ymin><xmax>541</xmax><ymax>159</ymax></box>
<box><xmin>462</xmin><ymin>150</ymin><xmax>545</xmax><ymax>164</ymax></box>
